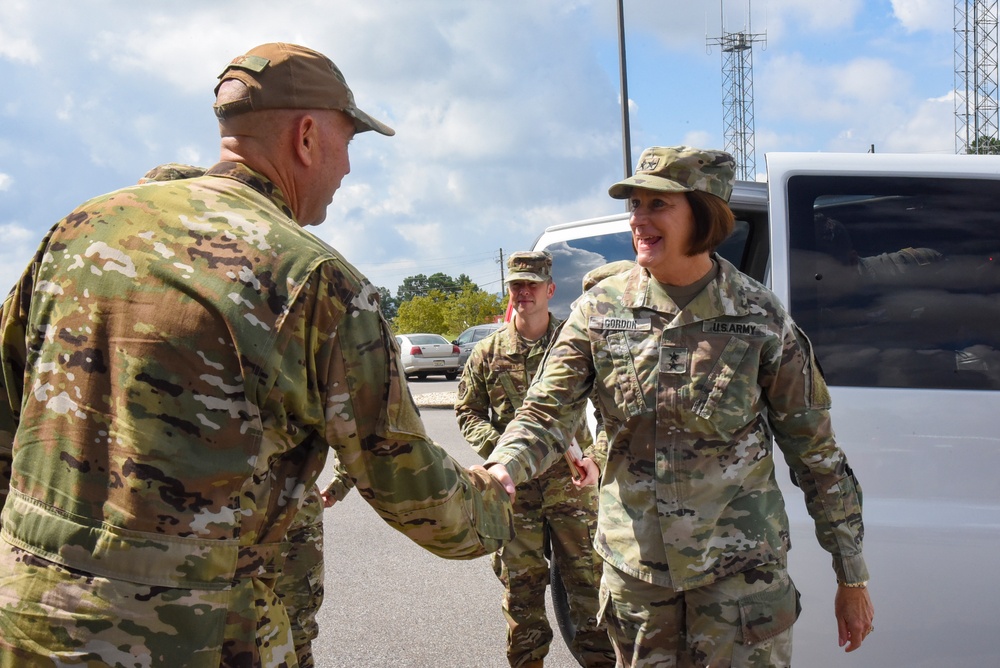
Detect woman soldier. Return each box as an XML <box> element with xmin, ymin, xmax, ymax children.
<box><xmin>485</xmin><ymin>146</ymin><xmax>874</xmax><ymax>667</ymax></box>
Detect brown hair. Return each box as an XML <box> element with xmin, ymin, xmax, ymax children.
<box><xmin>684</xmin><ymin>190</ymin><xmax>734</xmax><ymax>256</ymax></box>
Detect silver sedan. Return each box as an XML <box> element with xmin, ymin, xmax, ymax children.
<box><xmin>396</xmin><ymin>333</ymin><xmax>462</xmax><ymax>380</ymax></box>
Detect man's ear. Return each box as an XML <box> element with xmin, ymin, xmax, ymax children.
<box><xmin>547</xmin><ymin>282</ymin><xmax>556</xmax><ymax>299</ymax></box>
<box><xmin>294</xmin><ymin>114</ymin><xmax>318</xmax><ymax>167</ymax></box>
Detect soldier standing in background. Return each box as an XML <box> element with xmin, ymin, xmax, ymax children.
<box><xmin>0</xmin><ymin>42</ymin><xmax>512</xmax><ymax>667</ymax></box>
<box><xmin>455</xmin><ymin>251</ymin><xmax>614</xmax><ymax>668</ymax></box>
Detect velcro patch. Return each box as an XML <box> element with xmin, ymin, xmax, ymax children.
<box><xmin>703</xmin><ymin>321</ymin><xmax>768</xmax><ymax>337</ymax></box>
<box><xmin>227</xmin><ymin>54</ymin><xmax>270</xmax><ymax>73</ymax></box>
<box><xmin>660</xmin><ymin>347</ymin><xmax>689</xmax><ymax>374</ymax></box>
<box><xmin>589</xmin><ymin>316</ymin><xmax>652</xmax><ymax>332</ymax></box>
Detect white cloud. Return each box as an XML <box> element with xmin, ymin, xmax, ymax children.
<box><xmin>754</xmin><ymin>44</ymin><xmax>957</xmax><ymax>155</ymax></box>
<box><xmin>766</xmin><ymin>0</ymin><xmax>864</xmax><ymax>31</ymax></box>
<box><xmin>177</xmin><ymin>145</ymin><xmax>208</xmax><ymax>168</ymax></box>
<box><xmin>0</xmin><ymin>0</ymin><xmax>965</xmax><ymax>298</ymax></box>
<box><xmin>881</xmin><ymin>92</ymin><xmax>956</xmax><ymax>153</ymax></box>
<box><xmin>832</xmin><ymin>58</ymin><xmax>909</xmax><ymax>107</ymax></box>
<box><xmin>0</xmin><ymin>1</ymin><xmax>40</xmax><ymax>63</ymax></box>
<box><xmin>0</xmin><ymin>173</ymin><xmax>11</xmax><ymax>191</ymax></box>
<box><xmin>0</xmin><ymin>222</ymin><xmax>37</xmax><ymax>293</ymax></box>
<box><xmin>681</xmin><ymin>130</ymin><xmax>715</xmax><ymax>149</ymax></box>
<box><xmin>892</xmin><ymin>0</ymin><xmax>953</xmax><ymax>33</ymax></box>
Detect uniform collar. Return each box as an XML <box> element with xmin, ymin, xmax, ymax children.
<box><xmin>500</xmin><ymin>314</ymin><xmax>558</xmax><ymax>354</ymax></box>
<box><xmin>205</xmin><ymin>161</ymin><xmax>296</xmax><ymax>221</ymax></box>
<box><xmin>620</xmin><ymin>253</ymin><xmax>753</xmax><ymax>324</ymax></box>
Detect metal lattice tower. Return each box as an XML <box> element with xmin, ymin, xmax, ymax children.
<box><xmin>708</xmin><ymin>2</ymin><xmax>765</xmax><ymax>180</ymax></box>
<box><xmin>955</xmin><ymin>0</ymin><xmax>1000</xmax><ymax>153</ymax></box>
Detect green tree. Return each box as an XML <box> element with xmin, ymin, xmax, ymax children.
<box><xmin>396</xmin><ymin>272</ymin><xmax>463</xmax><ymax>302</ymax></box>
<box><xmin>456</xmin><ymin>273</ymin><xmax>478</xmax><ymax>291</ymax></box>
<box><xmin>968</xmin><ymin>135</ymin><xmax>1000</xmax><ymax>155</ymax></box>
<box><xmin>394</xmin><ymin>289</ymin><xmax>449</xmax><ymax>334</ymax></box>
<box><xmin>376</xmin><ymin>286</ymin><xmax>398</xmax><ymax>322</ymax></box>
<box><xmin>442</xmin><ymin>286</ymin><xmax>503</xmax><ymax>334</ymax></box>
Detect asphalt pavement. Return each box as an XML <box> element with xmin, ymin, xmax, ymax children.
<box><xmin>311</xmin><ymin>377</ymin><xmax>583</xmax><ymax>667</ymax></box>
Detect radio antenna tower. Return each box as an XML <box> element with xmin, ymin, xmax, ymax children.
<box><xmin>708</xmin><ymin>1</ymin><xmax>765</xmax><ymax>180</ymax></box>
<box><xmin>955</xmin><ymin>1</ymin><xmax>1000</xmax><ymax>153</ymax></box>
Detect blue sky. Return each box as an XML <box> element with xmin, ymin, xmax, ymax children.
<box><xmin>0</xmin><ymin>0</ymin><xmax>957</xmax><ymax>297</ymax></box>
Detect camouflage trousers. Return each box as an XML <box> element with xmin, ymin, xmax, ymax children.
<box><xmin>492</xmin><ymin>462</ymin><xmax>615</xmax><ymax>668</ymax></box>
<box><xmin>275</xmin><ymin>486</ymin><xmax>325</xmax><ymax>668</ymax></box>
<box><xmin>0</xmin><ymin>542</ymin><xmax>297</xmax><ymax>667</ymax></box>
<box><xmin>599</xmin><ymin>560</ymin><xmax>800</xmax><ymax>668</ymax></box>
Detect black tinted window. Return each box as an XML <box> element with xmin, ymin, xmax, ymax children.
<box><xmin>788</xmin><ymin>175</ymin><xmax>1000</xmax><ymax>390</ymax></box>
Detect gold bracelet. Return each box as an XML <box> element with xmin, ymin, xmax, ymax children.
<box><xmin>838</xmin><ymin>580</ymin><xmax>868</xmax><ymax>588</ymax></box>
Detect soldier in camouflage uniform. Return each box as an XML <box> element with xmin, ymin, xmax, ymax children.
<box><xmin>485</xmin><ymin>146</ymin><xmax>875</xmax><ymax>666</ymax></box>
<box><xmin>0</xmin><ymin>42</ymin><xmax>513</xmax><ymax>668</ymax></box>
<box><xmin>456</xmin><ymin>251</ymin><xmax>614</xmax><ymax>668</ymax></box>
<box><xmin>140</xmin><ymin>162</ymin><xmax>341</xmax><ymax>668</ymax></box>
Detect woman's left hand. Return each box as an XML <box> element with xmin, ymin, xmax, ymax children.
<box><xmin>835</xmin><ymin>584</ymin><xmax>874</xmax><ymax>652</ymax></box>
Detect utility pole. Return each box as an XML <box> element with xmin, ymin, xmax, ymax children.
<box><xmin>617</xmin><ymin>0</ymin><xmax>632</xmax><ymax>181</ymax></box>
<box><xmin>497</xmin><ymin>247</ymin><xmax>505</xmax><ymax>294</ymax></box>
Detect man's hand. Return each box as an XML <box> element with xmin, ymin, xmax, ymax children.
<box><xmin>320</xmin><ymin>490</ymin><xmax>338</xmax><ymax>508</ymax></box>
<box><xmin>835</xmin><ymin>584</ymin><xmax>874</xmax><ymax>652</ymax></box>
<box><xmin>482</xmin><ymin>463</ymin><xmax>516</xmax><ymax>502</ymax></box>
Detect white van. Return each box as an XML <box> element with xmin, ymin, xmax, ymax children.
<box><xmin>533</xmin><ymin>152</ymin><xmax>1000</xmax><ymax>668</ymax></box>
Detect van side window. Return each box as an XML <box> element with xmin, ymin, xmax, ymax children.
<box><xmin>788</xmin><ymin>175</ymin><xmax>1000</xmax><ymax>390</ymax></box>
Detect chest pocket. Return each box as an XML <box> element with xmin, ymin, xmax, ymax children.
<box><xmin>690</xmin><ymin>335</ymin><xmax>752</xmax><ymax>426</ymax></box>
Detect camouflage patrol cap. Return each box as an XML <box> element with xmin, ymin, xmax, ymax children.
<box><xmin>213</xmin><ymin>42</ymin><xmax>394</xmax><ymax>136</ymax></box>
<box><xmin>608</xmin><ymin>145</ymin><xmax>735</xmax><ymax>202</ymax></box>
<box><xmin>506</xmin><ymin>251</ymin><xmax>553</xmax><ymax>283</ymax></box>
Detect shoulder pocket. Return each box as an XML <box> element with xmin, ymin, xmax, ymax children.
<box><xmin>380</xmin><ymin>320</ymin><xmax>429</xmax><ymax>440</ymax></box>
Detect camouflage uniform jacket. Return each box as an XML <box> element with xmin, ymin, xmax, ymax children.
<box><xmin>488</xmin><ymin>257</ymin><xmax>868</xmax><ymax>592</ymax></box>
<box><xmin>455</xmin><ymin>315</ymin><xmax>596</xmax><ymax>467</ymax></box>
<box><xmin>0</xmin><ymin>162</ymin><xmax>512</xmax><ymax>656</ymax></box>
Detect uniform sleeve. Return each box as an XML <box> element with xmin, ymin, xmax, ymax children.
<box><xmin>320</xmin><ymin>455</ymin><xmax>355</xmax><ymax>503</ymax></box>
<box><xmin>763</xmin><ymin>318</ymin><xmax>868</xmax><ymax>585</ymax></box>
<box><xmin>488</xmin><ymin>304</ymin><xmax>595</xmax><ymax>485</ymax></box>
<box><xmin>314</xmin><ymin>268</ymin><xmax>513</xmax><ymax>559</ymax></box>
<box><xmin>454</xmin><ymin>343</ymin><xmax>501</xmax><ymax>459</ymax></box>
<box><xmin>0</xmin><ymin>260</ymin><xmax>36</xmax><ymax>514</ymax></box>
